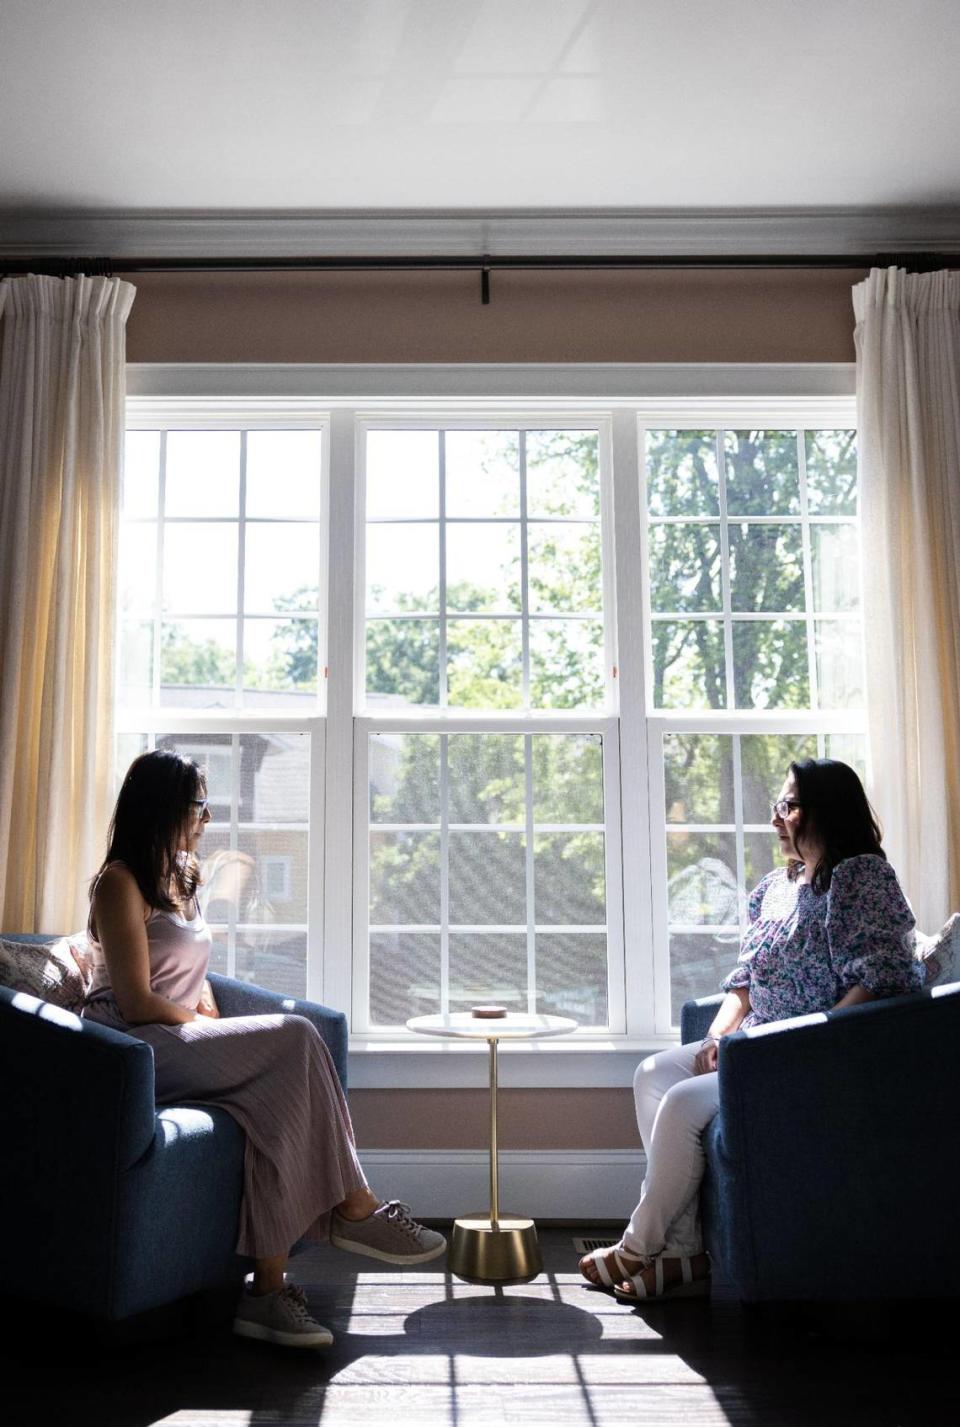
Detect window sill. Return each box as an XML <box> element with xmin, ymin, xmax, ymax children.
<box><xmin>346</xmin><ymin>1034</ymin><xmax>679</xmax><ymax>1089</ymax></box>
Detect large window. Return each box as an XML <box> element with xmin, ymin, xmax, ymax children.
<box><xmin>117</xmin><ymin>393</ymin><xmax>863</xmax><ymax>1048</ymax></box>
<box><xmin>643</xmin><ymin>423</ymin><xmax>864</xmax><ymax>1032</ymax></box>
<box><xmin>354</xmin><ymin>423</ymin><xmax>622</xmax><ymax>1034</ymax></box>
<box><xmin>116</xmin><ymin>418</ymin><xmax>327</xmax><ymax>999</ymax></box>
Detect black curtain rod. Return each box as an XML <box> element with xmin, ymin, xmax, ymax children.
<box><xmin>1</xmin><ymin>250</ymin><xmax>949</xmax><ymax>304</ymax></box>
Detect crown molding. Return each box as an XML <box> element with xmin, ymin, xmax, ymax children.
<box><xmin>2</xmin><ymin>207</ymin><xmax>960</xmax><ymax>260</ymax></box>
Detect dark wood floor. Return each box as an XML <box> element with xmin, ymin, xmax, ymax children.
<box><xmin>5</xmin><ymin>1230</ymin><xmax>957</xmax><ymax>1427</ymax></box>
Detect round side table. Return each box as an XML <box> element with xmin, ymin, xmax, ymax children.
<box><xmin>406</xmin><ymin>1011</ymin><xmax>577</xmax><ymax>1283</ymax></box>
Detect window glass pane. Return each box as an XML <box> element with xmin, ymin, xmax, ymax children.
<box><xmin>669</xmin><ymin>931</ymin><xmax>739</xmax><ymax>1023</ymax></box>
<box><xmin>529</xmin><ymin>619</ymin><xmax>605</xmax><ymax>709</ymax></box>
<box><xmin>370</xmin><ymin>831</ymin><xmax>440</xmax><ymax>925</ymax></box>
<box><xmin>236</xmin><ymin>929</ymin><xmax>307</xmax><ymax>1000</ymax></box>
<box><xmin>160</xmin><ymin>619</ymin><xmax>236</xmax><ymax>700</ymax></box>
<box><xmin>823</xmin><ymin>731</ymin><xmax>867</xmax><ymax>780</ymax></box>
<box><xmin>526</xmin><ymin>430</ymin><xmax>600</xmax><ymax>519</ymax></box>
<box><xmin>370</xmin><ymin>933</ymin><xmax>441</xmax><ymax>1024</ymax></box>
<box><xmin>366</xmin><ymin>431</ymin><xmax>438</xmax><ymax>518</ymax></box>
<box><xmin>162</xmin><ymin>523</ymin><xmax>238</xmax><ymax>614</ymax></box>
<box><xmin>534</xmin><ymin>833</ymin><xmax>605</xmax><ymax>925</ymax></box>
<box><xmin>366</xmin><ymin>524</ymin><xmax>439</xmax><ymax>616</ymax></box>
<box><xmin>815</xmin><ymin>619</ymin><xmax>865</xmax><ymax>708</ymax></box>
<box><xmin>731</xmin><ymin>620</ymin><xmax>809</xmax><ymax>709</ymax></box>
<box><xmin>165</xmin><ymin>432</ymin><xmax>240</xmax><ymax>517</ymax></box>
<box><xmin>739</xmin><ymin>733</ymin><xmax>817</xmax><ymax>823</ymax></box>
<box><xmin>208</xmin><ymin>928</ymin><xmax>230</xmax><ymax>978</ymax></box>
<box><xmin>646</xmin><ymin>430</ymin><xmax>719</xmax><ymax>517</ymax></box>
<box><xmin>244</xmin><ymin>524</ymin><xmax>320</xmax><ymax>615</ymax></box>
<box><xmin>124</xmin><ymin>431</ymin><xmax>160</xmax><ymax>517</ymax></box>
<box><xmin>663</xmin><ymin>733</ymin><xmax>734</xmax><ymax>825</ymax></box>
<box><xmin>449</xmin><ymin>933</ymin><xmax>527</xmax><ymax>1012</ymax></box>
<box><xmin>527</xmin><ymin>523</ymin><xmax>602</xmax><ymax>613</ymax></box>
<box><xmin>744</xmin><ymin>830</ymin><xmax>780</xmax><ymax>889</ymax></box>
<box><xmin>446</xmin><ymin>522</ymin><xmax>520</xmax><ymax>612</ymax></box>
<box><xmin>448</xmin><ymin>832</ymin><xmax>526</xmax><ymax>924</ymax></box>
<box><xmin>370</xmin><ymin>733</ymin><xmax>441</xmax><ymax>824</ymax></box>
<box><xmin>724</xmin><ymin>430</ymin><xmax>800</xmax><ymax>516</ymax></box>
<box><xmin>532</xmin><ymin>734</ymin><xmax>603</xmax><ymax>825</ymax></box>
<box><xmin>811</xmin><ymin>524</ymin><xmax>860</xmax><ymax>612</ymax></box>
<box><xmin>234</xmin><ymin>830</ymin><xmax>308</xmax><ymax>924</ymax></box>
<box><xmin>242</xmin><ymin>617</ymin><xmax>318</xmax><ymax>699</ymax></box>
<box><xmin>366</xmin><ymin>619</ymin><xmax>440</xmax><ymax>707</ymax></box>
<box><xmin>448</xmin><ymin>735</ymin><xmax>524</xmax><ymax>825</ymax></box>
<box><xmin>651</xmin><ymin>620</ymin><xmax>726</xmax><ymax>709</ymax></box>
<box><xmin>666</xmin><ymin>832</ymin><xmax>738</xmax><ymax>925</ymax></box>
<box><xmin>728</xmin><ymin>524</ymin><xmax>804</xmax><ymax>612</ymax></box>
<box><xmin>536</xmin><ymin>934</ymin><xmax>607</xmax><ymax>1025</ymax></box>
<box><xmin>118</xmin><ymin>524</ymin><xmax>156</xmax><ymax>615</ymax></box>
<box><xmin>447</xmin><ymin>619</ymin><xmax>523</xmax><ymax>709</ymax></box>
<box><xmin>118</xmin><ymin>620</ymin><xmax>154</xmax><ymax>704</ymax></box>
<box><xmin>445</xmin><ymin>431</ymin><xmax>519</xmax><ymax>517</ymax></box>
<box><xmin>246</xmin><ymin>431</ymin><xmax>323</xmax><ymax>519</ymax></box>
<box><xmin>647</xmin><ymin>524</ymin><xmax>722</xmax><ymax>613</ymax></box>
<box><xmin>804</xmin><ymin>430</ymin><xmax>857</xmax><ymax>515</ymax></box>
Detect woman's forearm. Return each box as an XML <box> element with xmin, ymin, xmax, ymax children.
<box><xmin>707</xmin><ymin>987</ymin><xmax>751</xmax><ymax>1038</ymax></box>
<box><xmin>833</xmin><ymin>984</ymin><xmax>877</xmax><ymax>1011</ymax></box>
<box><xmin>124</xmin><ymin>991</ymin><xmax>197</xmax><ymax>1026</ymax></box>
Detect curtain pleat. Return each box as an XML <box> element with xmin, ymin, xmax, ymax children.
<box><xmin>0</xmin><ymin>273</ymin><xmax>135</xmax><ymax>932</ymax></box>
<box><xmin>854</xmin><ymin>267</ymin><xmax>960</xmax><ymax>928</ymax></box>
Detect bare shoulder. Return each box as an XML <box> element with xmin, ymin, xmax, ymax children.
<box><xmin>93</xmin><ymin>862</ymin><xmax>149</xmax><ymax>920</ymax></box>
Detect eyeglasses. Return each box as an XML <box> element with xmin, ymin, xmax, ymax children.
<box><xmin>189</xmin><ymin>798</ymin><xmax>209</xmax><ymax>818</ymax></box>
<box><xmin>771</xmin><ymin>798</ymin><xmax>800</xmax><ymax>819</ymax></box>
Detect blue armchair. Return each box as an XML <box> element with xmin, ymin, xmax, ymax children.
<box><xmin>680</xmin><ymin>984</ymin><xmax>960</xmax><ymax>1304</ymax></box>
<box><xmin>0</xmin><ymin>934</ymin><xmax>348</xmax><ymax>1330</ymax></box>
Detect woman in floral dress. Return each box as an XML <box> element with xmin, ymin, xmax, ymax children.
<box><xmin>580</xmin><ymin>758</ymin><xmax>922</xmax><ymax>1303</ymax></box>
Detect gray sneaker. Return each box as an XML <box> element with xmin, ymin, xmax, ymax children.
<box><xmin>330</xmin><ymin>1200</ymin><xmax>447</xmax><ymax>1265</ymax></box>
<box><xmin>233</xmin><ymin>1283</ymin><xmax>333</xmax><ymax>1348</ymax></box>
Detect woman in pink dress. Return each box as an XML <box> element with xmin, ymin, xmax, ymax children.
<box><xmin>84</xmin><ymin>749</ymin><xmax>445</xmax><ymax>1349</ymax></box>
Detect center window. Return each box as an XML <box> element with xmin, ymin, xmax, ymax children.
<box><xmin>354</xmin><ymin>424</ymin><xmax>622</xmax><ymax>1034</ymax></box>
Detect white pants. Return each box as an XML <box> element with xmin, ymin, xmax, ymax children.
<box><xmin>622</xmin><ymin>1043</ymin><xmax>720</xmax><ymax>1259</ymax></box>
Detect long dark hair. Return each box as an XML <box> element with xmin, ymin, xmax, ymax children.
<box><xmin>787</xmin><ymin>758</ymin><xmax>884</xmax><ymax>894</ymax></box>
<box><xmin>92</xmin><ymin>750</ymin><xmax>206</xmax><ymax>912</ymax></box>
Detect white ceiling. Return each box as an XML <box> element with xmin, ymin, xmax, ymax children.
<box><xmin>2</xmin><ymin>0</ymin><xmax>959</xmax><ymax>216</ymax></box>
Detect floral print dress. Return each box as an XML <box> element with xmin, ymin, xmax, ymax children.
<box><xmin>721</xmin><ymin>854</ymin><xmax>922</xmax><ymax>1027</ymax></box>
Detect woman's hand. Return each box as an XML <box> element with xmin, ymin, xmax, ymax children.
<box><xmin>693</xmin><ymin>1035</ymin><xmax>719</xmax><ymax>1075</ymax></box>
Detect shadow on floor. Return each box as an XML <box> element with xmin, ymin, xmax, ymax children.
<box><xmin>3</xmin><ymin>1233</ymin><xmax>958</xmax><ymax>1427</ymax></box>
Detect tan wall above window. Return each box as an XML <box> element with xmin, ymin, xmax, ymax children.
<box><xmin>127</xmin><ymin>268</ymin><xmax>863</xmax><ymax>366</ymax></box>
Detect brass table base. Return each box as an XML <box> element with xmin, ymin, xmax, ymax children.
<box><xmin>448</xmin><ymin>1213</ymin><xmax>543</xmax><ymax>1283</ymax></box>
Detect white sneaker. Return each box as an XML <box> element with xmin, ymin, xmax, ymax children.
<box><xmin>233</xmin><ymin>1283</ymin><xmax>333</xmax><ymax>1348</ymax></box>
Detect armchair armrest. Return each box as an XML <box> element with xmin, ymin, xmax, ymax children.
<box><xmin>714</xmin><ymin>986</ymin><xmax>960</xmax><ymax>1300</ymax></box>
<box><xmin>680</xmin><ymin>994</ymin><xmax>724</xmax><ymax>1044</ymax></box>
<box><xmin>207</xmin><ymin>973</ymin><xmax>348</xmax><ymax>1089</ymax></box>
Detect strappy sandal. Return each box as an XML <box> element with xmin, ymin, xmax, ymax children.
<box><xmin>611</xmin><ymin>1253</ymin><xmax>711</xmax><ymax>1303</ymax></box>
<box><xmin>579</xmin><ymin>1243</ymin><xmax>653</xmax><ymax>1294</ymax></box>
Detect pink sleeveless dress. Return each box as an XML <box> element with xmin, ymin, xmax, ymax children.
<box><xmin>83</xmin><ymin>868</ymin><xmax>365</xmax><ymax>1257</ymax></box>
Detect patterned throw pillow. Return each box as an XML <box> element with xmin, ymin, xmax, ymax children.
<box><xmin>914</xmin><ymin>913</ymin><xmax>960</xmax><ymax>988</ymax></box>
<box><xmin>0</xmin><ymin>935</ymin><xmax>88</xmax><ymax>1012</ymax></box>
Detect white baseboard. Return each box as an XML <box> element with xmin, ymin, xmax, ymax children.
<box><xmin>359</xmin><ymin>1148</ymin><xmax>645</xmax><ymax>1221</ymax></box>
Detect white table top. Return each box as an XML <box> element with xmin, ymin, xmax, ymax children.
<box><xmin>406</xmin><ymin>1012</ymin><xmax>578</xmax><ymax>1041</ymax></box>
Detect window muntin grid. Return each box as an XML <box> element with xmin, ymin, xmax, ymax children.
<box><xmin>114</xmin><ymin>730</ymin><xmax>312</xmax><ymax>1000</ymax></box>
<box><xmin>645</xmin><ymin>429</ymin><xmax>862</xmax><ymax>712</ymax></box>
<box><xmin>363</xmin><ymin>427</ymin><xmax>608</xmax><ymax>712</ymax></box>
<box><xmin>119</xmin><ymin>428</ymin><xmax>325</xmax><ymax>712</ymax></box>
<box><xmin>363</xmin><ymin>729</ymin><xmax>613</xmax><ymax>1030</ymax></box>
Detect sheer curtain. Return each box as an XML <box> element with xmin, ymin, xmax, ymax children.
<box><xmin>0</xmin><ymin>273</ymin><xmax>135</xmax><ymax>932</ymax></box>
<box><xmin>854</xmin><ymin>267</ymin><xmax>960</xmax><ymax>929</ymax></box>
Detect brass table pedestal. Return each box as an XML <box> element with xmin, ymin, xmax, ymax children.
<box><xmin>406</xmin><ymin>1011</ymin><xmax>577</xmax><ymax>1285</ymax></box>
<box><xmin>449</xmin><ymin>1212</ymin><xmax>541</xmax><ymax>1283</ymax></box>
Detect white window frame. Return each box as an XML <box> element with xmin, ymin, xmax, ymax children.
<box><xmin>126</xmin><ymin>366</ymin><xmax>858</xmax><ymax>1087</ymax></box>
<box><xmin>120</xmin><ymin>399</ymin><xmax>330</xmax><ymax>1002</ymax></box>
<box><xmin>636</xmin><ymin>402</ymin><xmax>863</xmax><ymax>1036</ymax></box>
